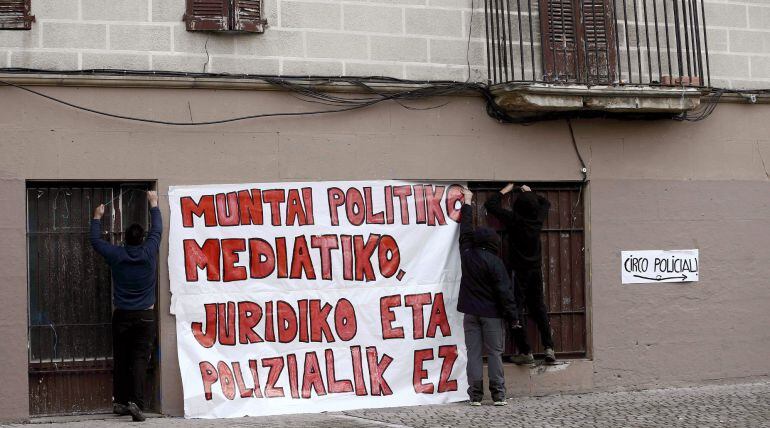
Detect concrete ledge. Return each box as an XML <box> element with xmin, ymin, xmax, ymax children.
<box><xmin>0</xmin><ymin>72</ymin><xmax>452</xmax><ymax>95</ymax></box>
<box><xmin>491</xmin><ymin>83</ymin><xmax>705</xmax><ymax>114</ymax></box>
<box><xmin>481</xmin><ymin>359</ymin><xmax>595</xmax><ymax>399</ymax></box>
<box><xmin>0</xmin><ymin>73</ymin><xmax>766</xmax><ymax>107</ymax></box>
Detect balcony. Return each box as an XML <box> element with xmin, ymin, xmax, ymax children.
<box><xmin>484</xmin><ymin>0</ymin><xmax>710</xmax><ymax>115</ymax></box>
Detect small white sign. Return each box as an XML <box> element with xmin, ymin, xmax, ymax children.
<box><xmin>621</xmin><ymin>249</ymin><xmax>699</xmax><ymax>284</ymax></box>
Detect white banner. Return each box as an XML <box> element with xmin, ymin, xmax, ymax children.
<box><xmin>168</xmin><ymin>180</ymin><xmax>469</xmax><ymax>418</ymax></box>
<box><xmin>621</xmin><ymin>249</ymin><xmax>699</xmax><ymax>284</ymax></box>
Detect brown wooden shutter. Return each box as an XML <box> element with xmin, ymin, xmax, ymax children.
<box><xmin>539</xmin><ymin>0</ymin><xmax>616</xmax><ymax>84</ymax></box>
<box><xmin>184</xmin><ymin>0</ymin><xmax>230</xmax><ymax>31</ymax></box>
<box><xmin>540</xmin><ymin>0</ymin><xmax>579</xmax><ymax>82</ymax></box>
<box><xmin>233</xmin><ymin>0</ymin><xmax>265</xmax><ymax>33</ymax></box>
<box><xmin>0</xmin><ymin>0</ymin><xmax>35</xmax><ymax>30</ymax></box>
<box><xmin>579</xmin><ymin>0</ymin><xmax>617</xmax><ymax>83</ymax></box>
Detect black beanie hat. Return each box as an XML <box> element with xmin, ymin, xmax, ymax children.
<box><xmin>473</xmin><ymin>227</ymin><xmax>501</xmax><ymax>252</ymax></box>
<box><xmin>513</xmin><ymin>192</ymin><xmax>540</xmax><ymax>220</ymax></box>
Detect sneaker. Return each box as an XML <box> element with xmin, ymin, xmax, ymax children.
<box><xmin>469</xmin><ymin>401</ymin><xmax>482</xmax><ymax>406</ymax></box>
<box><xmin>544</xmin><ymin>348</ymin><xmax>557</xmax><ymax>363</ymax></box>
<box><xmin>113</xmin><ymin>403</ymin><xmax>129</xmax><ymax>416</ymax></box>
<box><xmin>493</xmin><ymin>400</ymin><xmax>508</xmax><ymax>406</ymax></box>
<box><xmin>127</xmin><ymin>401</ymin><xmax>146</xmax><ymax>422</ymax></box>
<box><xmin>510</xmin><ymin>353</ymin><xmax>535</xmax><ymax>365</ymax></box>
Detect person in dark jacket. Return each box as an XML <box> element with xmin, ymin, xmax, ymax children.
<box><xmin>485</xmin><ymin>183</ymin><xmax>555</xmax><ymax>364</ymax></box>
<box><xmin>457</xmin><ymin>187</ymin><xmax>520</xmax><ymax>406</ymax></box>
<box><xmin>90</xmin><ymin>190</ymin><xmax>161</xmax><ymax>422</ymax></box>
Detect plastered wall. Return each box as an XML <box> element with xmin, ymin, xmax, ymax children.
<box><xmin>0</xmin><ymin>85</ymin><xmax>768</xmax><ymax>418</ymax></box>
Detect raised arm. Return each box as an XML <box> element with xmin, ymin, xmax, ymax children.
<box><xmin>89</xmin><ymin>204</ymin><xmax>121</xmax><ymax>264</ymax></box>
<box><xmin>458</xmin><ymin>187</ymin><xmax>475</xmax><ymax>253</ymax></box>
<box><xmin>484</xmin><ymin>183</ymin><xmax>516</xmax><ymax>225</ymax></box>
<box><xmin>519</xmin><ymin>185</ymin><xmax>551</xmax><ymax>224</ymax></box>
<box><xmin>144</xmin><ymin>191</ymin><xmax>162</xmax><ymax>253</ymax></box>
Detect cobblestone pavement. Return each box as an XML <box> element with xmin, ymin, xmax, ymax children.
<box><xmin>9</xmin><ymin>381</ymin><xmax>770</xmax><ymax>428</ymax></box>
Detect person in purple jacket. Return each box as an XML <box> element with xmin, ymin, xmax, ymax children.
<box><xmin>90</xmin><ymin>190</ymin><xmax>161</xmax><ymax>422</ymax></box>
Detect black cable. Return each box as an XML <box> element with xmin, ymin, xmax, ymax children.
<box><xmin>465</xmin><ymin>0</ymin><xmax>475</xmax><ymax>83</ymax></box>
<box><xmin>0</xmin><ymin>77</ymin><xmax>504</xmax><ymax>126</ymax></box>
<box><xmin>677</xmin><ymin>87</ymin><xmax>770</xmax><ymax>122</ymax></box>
<box><xmin>0</xmin><ymin>78</ymin><xmax>387</xmax><ymax>125</ymax></box>
<box><xmin>566</xmin><ymin>118</ymin><xmax>588</xmax><ymax>182</ymax></box>
<box><xmin>2</xmin><ymin>68</ymin><xmax>767</xmax><ymax>126</ymax></box>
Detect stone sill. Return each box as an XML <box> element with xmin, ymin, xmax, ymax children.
<box><xmin>0</xmin><ymin>72</ymin><xmax>442</xmax><ymax>95</ymax></box>
<box><xmin>1</xmin><ymin>73</ymin><xmax>764</xmax><ymax>107</ymax></box>
<box><xmin>491</xmin><ymin>83</ymin><xmax>707</xmax><ymax>114</ymax></box>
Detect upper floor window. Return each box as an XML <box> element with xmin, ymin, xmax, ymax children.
<box><xmin>184</xmin><ymin>0</ymin><xmax>265</xmax><ymax>33</ymax></box>
<box><xmin>0</xmin><ymin>0</ymin><xmax>35</xmax><ymax>30</ymax></box>
<box><xmin>485</xmin><ymin>0</ymin><xmax>710</xmax><ymax>87</ymax></box>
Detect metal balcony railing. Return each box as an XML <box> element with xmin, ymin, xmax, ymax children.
<box><xmin>484</xmin><ymin>0</ymin><xmax>710</xmax><ymax>87</ymax></box>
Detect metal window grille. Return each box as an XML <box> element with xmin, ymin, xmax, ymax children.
<box><xmin>26</xmin><ymin>183</ymin><xmax>154</xmax><ymax>416</ymax></box>
<box><xmin>470</xmin><ymin>183</ymin><xmax>587</xmax><ymax>357</ymax></box>
<box><xmin>485</xmin><ymin>0</ymin><xmax>710</xmax><ymax>87</ymax></box>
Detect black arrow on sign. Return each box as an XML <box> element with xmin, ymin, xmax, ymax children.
<box><xmin>633</xmin><ymin>274</ymin><xmax>688</xmax><ymax>281</ymax></box>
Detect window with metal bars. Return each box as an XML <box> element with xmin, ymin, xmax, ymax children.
<box><xmin>470</xmin><ymin>183</ymin><xmax>587</xmax><ymax>358</ymax></box>
<box><xmin>0</xmin><ymin>0</ymin><xmax>34</xmax><ymax>30</ymax></box>
<box><xmin>485</xmin><ymin>0</ymin><xmax>710</xmax><ymax>87</ymax></box>
<box><xmin>26</xmin><ymin>183</ymin><xmax>158</xmax><ymax>416</ymax></box>
<box><xmin>184</xmin><ymin>0</ymin><xmax>265</xmax><ymax>33</ymax></box>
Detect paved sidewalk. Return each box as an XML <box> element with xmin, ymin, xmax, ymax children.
<box><xmin>8</xmin><ymin>381</ymin><xmax>770</xmax><ymax>428</ymax></box>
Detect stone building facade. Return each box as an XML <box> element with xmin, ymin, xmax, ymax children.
<box><xmin>0</xmin><ymin>0</ymin><xmax>769</xmax><ymax>422</ymax></box>
<box><xmin>1</xmin><ymin>0</ymin><xmax>768</xmax><ymax>87</ymax></box>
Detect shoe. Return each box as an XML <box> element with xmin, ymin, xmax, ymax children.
<box><xmin>469</xmin><ymin>401</ymin><xmax>482</xmax><ymax>406</ymax></box>
<box><xmin>510</xmin><ymin>353</ymin><xmax>535</xmax><ymax>365</ymax></box>
<box><xmin>544</xmin><ymin>348</ymin><xmax>556</xmax><ymax>363</ymax></box>
<box><xmin>113</xmin><ymin>403</ymin><xmax>129</xmax><ymax>416</ymax></box>
<box><xmin>493</xmin><ymin>400</ymin><xmax>508</xmax><ymax>406</ymax></box>
<box><xmin>127</xmin><ymin>402</ymin><xmax>146</xmax><ymax>422</ymax></box>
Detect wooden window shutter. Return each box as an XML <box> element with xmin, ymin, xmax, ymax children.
<box><xmin>579</xmin><ymin>0</ymin><xmax>617</xmax><ymax>83</ymax></box>
<box><xmin>233</xmin><ymin>0</ymin><xmax>265</xmax><ymax>33</ymax></box>
<box><xmin>539</xmin><ymin>0</ymin><xmax>580</xmax><ymax>82</ymax></box>
<box><xmin>539</xmin><ymin>0</ymin><xmax>616</xmax><ymax>83</ymax></box>
<box><xmin>184</xmin><ymin>0</ymin><xmax>230</xmax><ymax>31</ymax></box>
<box><xmin>0</xmin><ymin>0</ymin><xmax>35</xmax><ymax>30</ymax></box>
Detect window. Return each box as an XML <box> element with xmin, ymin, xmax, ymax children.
<box><xmin>27</xmin><ymin>183</ymin><xmax>159</xmax><ymax>415</ymax></box>
<box><xmin>470</xmin><ymin>183</ymin><xmax>587</xmax><ymax>358</ymax></box>
<box><xmin>539</xmin><ymin>0</ymin><xmax>617</xmax><ymax>83</ymax></box>
<box><xmin>0</xmin><ymin>0</ymin><xmax>35</xmax><ymax>30</ymax></box>
<box><xmin>184</xmin><ymin>0</ymin><xmax>265</xmax><ymax>33</ymax></box>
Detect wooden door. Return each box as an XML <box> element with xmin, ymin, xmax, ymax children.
<box><xmin>27</xmin><ymin>183</ymin><xmax>157</xmax><ymax>415</ymax></box>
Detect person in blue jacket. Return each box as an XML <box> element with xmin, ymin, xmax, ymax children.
<box><xmin>90</xmin><ymin>190</ymin><xmax>161</xmax><ymax>422</ymax></box>
<box><xmin>457</xmin><ymin>187</ymin><xmax>520</xmax><ymax>406</ymax></box>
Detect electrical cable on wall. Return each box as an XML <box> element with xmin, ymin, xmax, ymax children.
<box><xmin>566</xmin><ymin>118</ymin><xmax>588</xmax><ymax>182</ymax></box>
<box><xmin>0</xmin><ymin>68</ymin><xmax>768</xmax><ymax>126</ymax></box>
<box><xmin>676</xmin><ymin>88</ymin><xmax>770</xmax><ymax>122</ymax></box>
<box><xmin>0</xmin><ymin>69</ymin><xmax>535</xmax><ymax>125</ymax></box>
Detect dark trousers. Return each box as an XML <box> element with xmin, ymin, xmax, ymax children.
<box><xmin>509</xmin><ymin>267</ymin><xmax>554</xmax><ymax>354</ymax></box>
<box><xmin>112</xmin><ymin>309</ymin><xmax>156</xmax><ymax>410</ymax></box>
<box><xmin>463</xmin><ymin>314</ymin><xmax>506</xmax><ymax>402</ymax></box>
